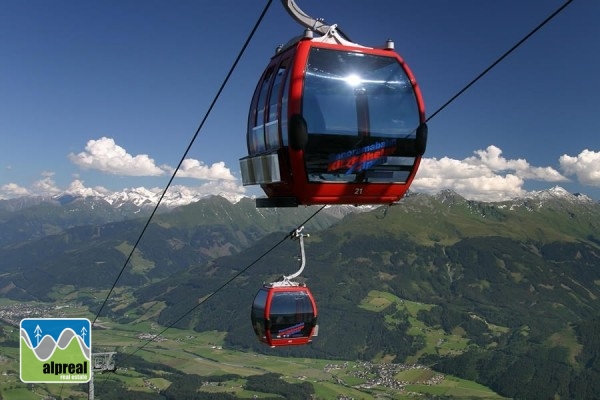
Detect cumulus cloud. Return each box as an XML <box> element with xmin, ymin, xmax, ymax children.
<box><xmin>69</xmin><ymin>137</ymin><xmax>166</xmax><ymax>176</ymax></box>
<box><xmin>2</xmin><ymin>135</ymin><xmax>245</xmax><ymax>200</ymax></box>
<box><xmin>65</xmin><ymin>179</ymin><xmax>111</xmax><ymax>197</ymax></box>
<box><xmin>466</xmin><ymin>146</ymin><xmax>567</xmax><ymax>181</ymax></box>
<box><xmin>0</xmin><ymin>174</ymin><xmax>63</xmax><ymax>199</ymax></box>
<box><xmin>6</xmin><ymin>139</ymin><xmax>596</xmax><ymax>203</ymax></box>
<box><xmin>171</xmin><ymin>159</ymin><xmax>236</xmax><ymax>181</ymax></box>
<box><xmin>413</xmin><ymin>145</ymin><xmax>568</xmax><ymax>201</ymax></box>
<box><xmin>30</xmin><ymin>174</ymin><xmax>62</xmax><ymax>196</ymax></box>
<box><xmin>69</xmin><ymin>137</ymin><xmax>237</xmax><ymax>182</ymax></box>
<box><xmin>0</xmin><ymin>183</ymin><xmax>30</xmax><ymax>199</ymax></box>
<box><xmin>559</xmin><ymin>149</ymin><xmax>600</xmax><ymax>186</ymax></box>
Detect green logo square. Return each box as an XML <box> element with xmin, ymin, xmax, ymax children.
<box><xmin>20</xmin><ymin>318</ymin><xmax>91</xmax><ymax>383</ymax></box>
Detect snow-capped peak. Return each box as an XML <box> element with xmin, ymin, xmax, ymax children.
<box><xmin>525</xmin><ymin>186</ymin><xmax>593</xmax><ymax>203</ymax></box>
<box><xmin>55</xmin><ymin>183</ymin><xmax>245</xmax><ymax>209</ymax></box>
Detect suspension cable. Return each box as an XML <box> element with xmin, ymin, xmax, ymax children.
<box><xmin>97</xmin><ymin>206</ymin><xmax>324</xmax><ymax>389</ymax></box>
<box><xmin>96</xmin><ymin>0</ymin><xmax>573</xmax><ymax>389</ymax></box>
<box><xmin>119</xmin><ymin>0</ymin><xmax>573</xmax><ymax>351</ymax></box>
<box><xmin>121</xmin><ymin>206</ymin><xmax>325</xmax><ymax>362</ymax></box>
<box><xmin>93</xmin><ymin>0</ymin><xmax>574</xmax><ymax>326</ymax></box>
<box><xmin>427</xmin><ymin>0</ymin><xmax>573</xmax><ymax>122</ymax></box>
<box><xmin>91</xmin><ymin>0</ymin><xmax>274</xmax><ymax>325</ymax></box>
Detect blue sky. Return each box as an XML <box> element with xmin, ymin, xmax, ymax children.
<box><xmin>1</xmin><ymin>0</ymin><xmax>599</xmax><ymax>202</ymax></box>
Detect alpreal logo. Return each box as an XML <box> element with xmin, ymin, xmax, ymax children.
<box><xmin>20</xmin><ymin>318</ymin><xmax>91</xmax><ymax>383</ymax></box>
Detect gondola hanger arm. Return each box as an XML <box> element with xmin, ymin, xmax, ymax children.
<box><xmin>280</xmin><ymin>0</ymin><xmax>330</xmax><ymax>36</ymax></box>
<box><xmin>280</xmin><ymin>0</ymin><xmax>354</xmax><ymax>44</ymax></box>
<box><xmin>282</xmin><ymin>227</ymin><xmax>309</xmax><ymax>281</ymax></box>
<box><xmin>270</xmin><ymin>227</ymin><xmax>309</xmax><ymax>287</ymax></box>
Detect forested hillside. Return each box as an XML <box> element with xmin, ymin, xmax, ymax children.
<box><xmin>2</xmin><ymin>189</ymin><xmax>600</xmax><ymax>398</ymax></box>
<box><xmin>129</xmin><ymin>190</ymin><xmax>600</xmax><ymax>398</ymax></box>
<box><xmin>0</xmin><ymin>196</ymin><xmax>339</xmax><ymax>301</ymax></box>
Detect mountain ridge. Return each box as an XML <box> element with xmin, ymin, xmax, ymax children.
<box><xmin>1</xmin><ymin>185</ymin><xmax>594</xmax><ymax>246</ymax></box>
<box><xmin>1</xmin><ymin>184</ymin><xmax>596</xmax><ymax>214</ymax></box>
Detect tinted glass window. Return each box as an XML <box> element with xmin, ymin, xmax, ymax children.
<box><xmin>265</xmin><ymin>64</ymin><xmax>287</xmax><ymax>150</ymax></box>
<box><xmin>252</xmin><ymin>289</ymin><xmax>268</xmax><ymax>316</ymax></box>
<box><xmin>280</xmin><ymin>60</ymin><xmax>292</xmax><ymax>147</ymax></box>
<box><xmin>250</xmin><ymin>68</ymin><xmax>273</xmax><ymax>154</ymax></box>
<box><xmin>269</xmin><ymin>291</ymin><xmax>314</xmax><ymax>339</ymax></box>
<box><xmin>302</xmin><ymin>48</ymin><xmax>421</xmax><ymax>183</ymax></box>
<box><xmin>251</xmin><ymin>289</ymin><xmax>269</xmax><ymax>338</ymax></box>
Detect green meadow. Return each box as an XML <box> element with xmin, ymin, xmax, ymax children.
<box><xmin>0</xmin><ymin>299</ymin><xmax>505</xmax><ymax>399</ymax></box>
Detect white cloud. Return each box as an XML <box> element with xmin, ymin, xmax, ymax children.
<box><xmin>466</xmin><ymin>145</ymin><xmax>567</xmax><ymax>181</ymax></box>
<box><xmin>172</xmin><ymin>159</ymin><xmax>236</xmax><ymax>181</ymax></box>
<box><xmin>5</xmin><ymin>142</ymin><xmax>596</xmax><ymax>203</ymax></box>
<box><xmin>30</xmin><ymin>175</ymin><xmax>62</xmax><ymax>196</ymax></box>
<box><xmin>413</xmin><ymin>145</ymin><xmax>567</xmax><ymax>201</ymax></box>
<box><xmin>68</xmin><ymin>137</ymin><xmax>166</xmax><ymax>176</ymax></box>
<box><xmin>559</xmin><ymin>149</ymin><xmax>600</xmax><ymax>187</ymax></box>
<box><xmin>0</xmin><ymin>183</ymin><xmax>30</xmax><ymax>199</ymax></box>
<box><xmin>0</xmin><ymin>174</ymin><xmax>62</xmax><ymax>199</ymax></box>
<box><xmin>69</xmin><ymin>137</ymin><xmax>238</xmax><ymax>183</ymax></box>
<box><xmin>66</xmin><ymin>179</ymin><xmax>111</xmax><ymax>197</ymax></box>
<box><xmin>1</xmin><ymin>131</ymin><xmax>245</xmax><ymax>200</ymax></box>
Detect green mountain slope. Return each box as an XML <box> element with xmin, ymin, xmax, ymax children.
<box><xmin>129</xmin><ymin>190</ymin><xmax>600</xmax><ymax>398</ymax></box>
<box><xmin>0</xmin><ymin>196</ymin><xmax>150</xmax><ymax>247</ymax></box>
<box><xmin>2</xmin><ymin>189</ymin><xmax>600</xmax><ymax>398</ymax></box>
<box><xmin>0</xmin><ymin>196</ymin><xmax>340</xmax><ymax>301</ymax></box>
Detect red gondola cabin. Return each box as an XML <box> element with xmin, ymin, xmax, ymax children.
<box><xmin>240</xmin><ymin>28</ymin><xmax>427</xmax><ymax>207</ymax></box>
<box><xmin>251</xmin><ymin>283</ymin><xmax>318</xmax><ymax>347</ymax></box>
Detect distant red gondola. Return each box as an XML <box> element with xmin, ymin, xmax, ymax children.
<box><xmin>251</xmin><ymin>227</ymin><xmax>317</xmax><ymax>347</ymax></box>
<box><xmin>251</xmin><ymin>283</ymin><xmax>318</xmax><ymax>347</ymax></box>
<box><xmin>240</xmin><ymin>2</ymin><xmax>427</xmax><ymax>207</ymax></box>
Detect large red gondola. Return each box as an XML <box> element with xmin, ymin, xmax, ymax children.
<box><xmin>240</xmin><ymin>5</ymin><xmax>427</xmax><ymax>207</ymax></box>
<box><xmin>251</xmin><ymin>283</ymin><xmax>318</xmax><ymax>347</ymax></box>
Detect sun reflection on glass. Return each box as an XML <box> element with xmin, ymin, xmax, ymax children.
<box><xmin>345</xmin><ymin>74</ymin><xmax>362</xmax><ymax>87</ymax></box>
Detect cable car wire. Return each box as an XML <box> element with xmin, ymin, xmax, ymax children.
<box><xmin>110</xmin><ymin>0</ymin><xmax>572</xmax><ymax>355</ymax></box>
<box><xmin>96</xmin><ymin>0</ymin><xmax>574</xmax><ymax>387</ymax></box>
<box><xmin>91</xmin><ymin>0</ymin><xmax>274</xmax><ymax>326</ymax></box>
<box><xmin>122</xmin><ymin>205</ymin><xmax>325</xmax><ymax>360</ymax></box>
<box><xmin>427</xmin><ymin>0</ymin><xmax>573</xmax><ymax>122</ymax></box>
<box><xmin>97</xmin><ymin>206</ymin><xmax>325</xmax><ymax>389</ymax></box>
<box><xmin>129</xmin><ymin>0</ymin><xmax>572</xmax><ymax>340</ymax></box>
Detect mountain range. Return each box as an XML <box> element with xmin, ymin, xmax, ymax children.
<box><xmin>1</xmin><ymin>185</ymin><xmax>600</xmax><ymax>398</ymax></box>
<box><xmin>0</xmin><ymin>184</ymin><xmax>243</xmax><ymax>212</ymax></box>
